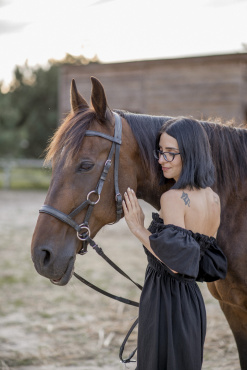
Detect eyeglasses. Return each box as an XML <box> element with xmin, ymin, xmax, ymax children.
<box><xmin>153</xmin><ymin>149</ymin><xmax>180</xmax><ymax>162</ymax></box>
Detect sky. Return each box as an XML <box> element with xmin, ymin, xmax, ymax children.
<box><xmin>0</xmin><ymin>0</ymin><xmax>247</xmax><ymax>90</ymax></box>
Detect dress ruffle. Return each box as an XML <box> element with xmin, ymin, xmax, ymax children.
<box><xmin>147</xmin><ymin>213</ymin><xmax>227</xmax><ymax>282</ymax></box>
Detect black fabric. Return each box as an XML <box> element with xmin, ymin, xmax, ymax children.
<box><xmin>137</xmin><ymin>213</ymin><xmax>227</xmax><ymax>370</ymax></box>
<box><xmin>149</xmin><ymin>225</ymin><xmax>200</xmax><ymax>278</ymax></box>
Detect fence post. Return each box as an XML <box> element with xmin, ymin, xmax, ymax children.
<box><xmin>3</xmin><ymin>162</ymin><xmax>12</xmax><ymax>190</ymax></box>
<box><xmin>0</xmin><ymin>159</ymin><xmax>50</xmax><ymax>190</ymax></box>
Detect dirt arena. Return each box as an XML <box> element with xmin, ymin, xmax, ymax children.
<box><xmin>0</xmin><ymin>190</ymin><xmax>240</xmax><ymax>370</ymax></box>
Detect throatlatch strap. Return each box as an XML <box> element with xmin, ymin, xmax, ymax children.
<box><xmin>113</xmin><ymin>113</ymin><xmax>123</xmax><ymax>221</ymax></box>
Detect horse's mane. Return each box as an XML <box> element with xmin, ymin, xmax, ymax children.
<box><xmin>117</xmin><ymin>111</ymin><xmax>247</xmax><ymax>193</ymax></box>
<box><xmin>201</xmin><ymin>119</ymin><xmax>247</xmax><ymax>191</ymax></box>
<box><xmin>115</xmin><ymin>110</ymin><xmax>171</xmax><ymax>181</ymax></box>
<box><xmin>46</xmin><ymin>107</ymin><xmax>247</xmax><ymax>193</ymax></box>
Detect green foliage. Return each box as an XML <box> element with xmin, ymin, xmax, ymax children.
<box><xmin>49</xmin><ymin>52</ymin><xmax>99</xmax><ymax>66</ymax></box>
<box><xmin>0</xmin><ymin>63</ymin><xmax>58</xmax><ymax>158</ymax></box>
<box><xmin>0</xmin><ymin>53</ymin><xmax>100</xmax><ymax>159</ymax></box>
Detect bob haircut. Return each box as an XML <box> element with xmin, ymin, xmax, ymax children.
<box><xmin>156</xmin><ymin>117</ymin><xmax>215</xmax><ymax>189</ymax></box>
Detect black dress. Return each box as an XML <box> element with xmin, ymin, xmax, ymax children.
<box><xmin>137</xmin><ymin>213</ymin><xmax>227</xmax><ymax>370</ymax></box>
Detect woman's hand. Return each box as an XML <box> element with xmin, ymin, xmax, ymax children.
<box><xmin>122</xmin><ymin>187</ymin><xmax>145</xmax><ymax>236</ymax></box>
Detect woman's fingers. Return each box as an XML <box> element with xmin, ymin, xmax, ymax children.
<box><xmin>123</xmin><ymin>188</ymin><xmax>136</xmax><ymax>214</ymax></box>
<box><xmin>124</xmin><ymin>191</ymin><xmax>131</xmax><ymax>210</ymax></box>
<box><xmin>126</xmin><ymin>187</ymin><xmax>137</xmax><ymax>207</ymax></box>
<box><xmin>123</xmin><ymin>187</ymin><xmax>145</xmax><ymax>233</ymax></box>
<box><xmin>123</xmin><ymin>187</ymin><xmax>140</xmax><ymax>211</ymax></box>
<box><xmin>122</xmin><ymin>199</ymin><xmax>127</xmax><ymax>213</ymax></box>
<box><xmin>130</xmin><ymin>188</ymin><xmax>139</xmax><ymax>208</ymax></box>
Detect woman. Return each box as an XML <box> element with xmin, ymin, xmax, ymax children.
<box><xmin>122</xmin><ymin>117</ymin><xmax>227</xmax><ymax>370</ymax></box>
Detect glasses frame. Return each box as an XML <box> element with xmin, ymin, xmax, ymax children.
<box><xmin>153</xmin><ymin>149</ymin><xmax>180</xmax><ymax>162</ymax></box>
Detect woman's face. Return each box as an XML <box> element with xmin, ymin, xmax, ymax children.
<box><xmin>158</xmin><ymin>132</ymin><xmax>182</xmax><ymax>182</ymax></box>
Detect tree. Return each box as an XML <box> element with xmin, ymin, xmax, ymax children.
<box><xmin>0</xmin><ymin>63</ymin><xmax>58</xmax><ymax>158</ymax></box>
<box><xmin>0</xmin><ymin>53</ymin><xmax>99</xmax><ymax>159</ymax></box>
<box><xmin>49</xmin><ymin>52</ymin><xmax>99</xmax><ymax>66</ymax></box>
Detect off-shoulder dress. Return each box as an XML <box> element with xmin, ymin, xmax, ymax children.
<box><xmin>137</xmin><ymin>213</ymin><xmax>227</xmax><ymax>370</ymax></box>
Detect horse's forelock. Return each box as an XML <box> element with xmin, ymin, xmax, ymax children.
<box><xmin>45</xmin><ymin>109</ymin><xmax>97</xmax><ymax>166</ymax></box>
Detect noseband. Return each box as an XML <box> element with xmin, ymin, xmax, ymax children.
<box><xmin>39</xmin><ymin>112</ymin><xmax>123</xmax><ymax>254</ymax></box>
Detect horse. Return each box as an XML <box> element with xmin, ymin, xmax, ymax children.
<box><xmin>31</xmin><ymin>76</ymin><xmax>247</xmax><ymax>369</ymax></box>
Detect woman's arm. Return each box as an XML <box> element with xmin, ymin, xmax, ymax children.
<box><xmin>122</xmin><ymin>188</ymin><xmax>184</xmax><ymax>272</ymax></box>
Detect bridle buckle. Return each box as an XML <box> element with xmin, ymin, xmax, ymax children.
<box><xmin>77</xmin><ymin>224</ymin><xmax>90</xmax><ymax>241</ymax></box>
<box><xmin>87</xmin><ymin>191</ymin><xmax>100</xmax><ymax>205</ymax></box>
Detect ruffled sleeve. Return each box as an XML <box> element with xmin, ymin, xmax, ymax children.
<box><xmin>149</xmin><ymin>225</ymin><xmax>200</xmax><ymax>278</ymax></box>
<box><xmin>195</xmin><ymin>235</ymin><xmax>227</xmax><ymax>282</ymax></box>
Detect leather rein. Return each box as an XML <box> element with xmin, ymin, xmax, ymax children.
<box><xmin>39</xmin><ymin>112</ymin><xmax>141</xmax><ymax>363</ymax></box>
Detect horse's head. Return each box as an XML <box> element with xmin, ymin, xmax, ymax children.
<box><xmin>31</xmin><ymin>77</ymin><xmax>140</xmax><ymax>285</ymax></box>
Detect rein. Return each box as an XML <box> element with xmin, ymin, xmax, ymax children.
<box><xmin>39</xmin><ymin>112</ymin><xmax>141</xmax><ymax>363</ymax></box>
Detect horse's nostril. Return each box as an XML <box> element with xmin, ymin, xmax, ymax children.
<box><xmin>43</xmin><ymin>249</ymin><xmax>51</xmax><ymax>267</ymax></box>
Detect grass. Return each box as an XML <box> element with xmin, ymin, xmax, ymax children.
<box><xmin>0</xmin><ymin>167</ymin><xmax>51</xmax><ymax>190</ymax></box>
<box><xmin>5</xmin><ymin>357</ymin><xmax>40</xmax><ymax>367</ymax></box>
<box><xmin>0</xmin><ymin>275</ymin><xmax>20</xmax><ymax>286</ymax></box>
<box><xmin>38</xmin><ymin>312</ymin><xmax>53</xmax><ymax>319</ymax></box>
<box><xmin>0</xmin><ymin>274</ymin><xmax>30</xmax><ymax>287</ymax></box>
<box><xmin>13</xmin><ymin>299</ymin><xmax>25</xmax><ymax>308</ymax></box>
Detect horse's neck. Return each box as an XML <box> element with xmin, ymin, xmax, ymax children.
<box><xmin>122</xmin><ymin>112</ymin><xmax>172</xmax><ymax>210</ymax></box>
<box><xmin>205</xmin><ymin>122</ymin><xmax>247</xmax><ymax>207</ymax></box>
<box><xmin>136</xmin><ymin>180</ymin><xmax>160</xmax><ymax>210</ymax></box>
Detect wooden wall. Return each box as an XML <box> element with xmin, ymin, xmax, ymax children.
<box><xmin>59</xmin><ymin>53</ymin><xmax>247</xmax><ymax>125</ymax></box>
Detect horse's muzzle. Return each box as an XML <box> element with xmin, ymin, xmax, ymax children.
<box><xmin>32</xmin><ymin>243</ymin><xmax>76</xmax><ymax>285</ymax></box>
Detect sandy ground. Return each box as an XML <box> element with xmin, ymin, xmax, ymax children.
<box><xmin>0</xmin><ymin>190</ymin><xmax>240</xmax><ymax>369</ymax></box>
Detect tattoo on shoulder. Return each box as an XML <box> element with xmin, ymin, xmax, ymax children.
<box><xmin>181</xmin><ymin>191</ymin><xmax>190</xmax><ymax>207</ymax></box>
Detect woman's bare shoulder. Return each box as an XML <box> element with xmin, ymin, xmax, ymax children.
<box><xmin>204</xmin><ymin>187</ymin><xmax>221</xmax><ymax>209</ymax></box>
<box><xmin>160</xmin><ymin>190</ymin><xmax>186</xmax><ymax>227</ymax></box>
<box><xmin>160</xmin><ymin>189</ymin><xmax>185</xmax><ymax>201</ymax></box>
<box><xmin>211</xmin><ymin>189</ymin><xmax>220</xmax><ymax>205</ymax></box>
<box><xmin>161</xmin><ymin>189</ymin><xmax>192</xmax><ymax>207</ymax></box>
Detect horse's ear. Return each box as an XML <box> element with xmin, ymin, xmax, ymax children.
<box><xmin>91</xmin><ymin>76</ymin><xmax>111</xmax><ymax>121</ymax></box>
<box><xmin>70</xmin><ymin>79</ymin><xmax>89</xmax><ymax>113</ymax></box>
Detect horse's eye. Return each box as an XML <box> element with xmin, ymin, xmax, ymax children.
<box><xmin>78</xmin><ymin>161</ymin><xmax>94</xmax><ymax>172</ymax></box>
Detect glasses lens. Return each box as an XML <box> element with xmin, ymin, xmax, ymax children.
<box><xmin>153</xmin><ymin>150</ymin><xmax>177</xmax><ymax>162</ymax></box>
<box><xmin>164</xmin><ymin>152</ymin><xmax>174</xmax><ymax>162</ymax></box>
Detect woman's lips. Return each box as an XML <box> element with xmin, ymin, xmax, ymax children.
<box><xmin>162</xmin><ymin>167</ymin><xmax>171</xmax><ymax>172</ymax></box>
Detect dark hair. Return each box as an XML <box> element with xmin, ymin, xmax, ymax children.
<box><xmin>156</xmin><ymin>117</ymin><xmax>215</xmax><ymax>189</ymax></box>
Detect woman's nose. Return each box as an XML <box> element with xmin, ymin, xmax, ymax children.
<box><xmin>158</xmin><ymin>156</ymin><xmax>165</xmax><ymax>165</ymax></box>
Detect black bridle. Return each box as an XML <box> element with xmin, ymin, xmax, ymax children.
<box><xmin>39</xmin><ymin>112</ymin><xmax>141</xmax><ymax>363</ymax></box>
<box><xmin>40</xmin><ymin>112</ymin><xmax>123</xmax><ymax>254</ymax></box>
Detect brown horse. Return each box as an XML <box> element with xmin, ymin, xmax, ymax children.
<box><xmin>31</xmin><ymin>77</ymin><xmax>247</xmax><ymax>369</ymax></box>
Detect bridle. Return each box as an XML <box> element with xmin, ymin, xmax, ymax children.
<box><xmin>39</xmin><ymin>112</ymin><xmax>141</xmax><ymax>363</ymax></box>
<box><xmin>40</xmin><ymin>112</ymin><xmax>123</xmax><ymax>254</ymax></box>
